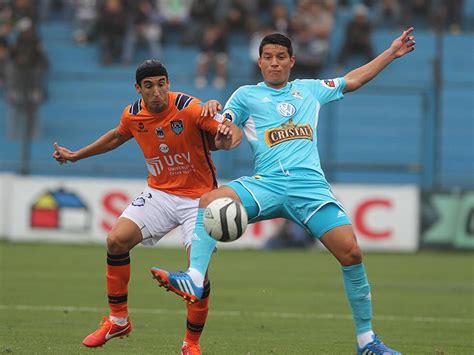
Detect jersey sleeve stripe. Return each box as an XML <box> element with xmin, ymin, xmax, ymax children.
<box><xmin>175</xmin><ymin>94</ymin><xmax>182</xmax><ymax>107</ymax></box>
<box><xmin>183</xmin><ymin>96</ymin><xmax>193</xmax><ymax>108</ymax></box>
<box><xmin>129</xmin><ymin>99</ymin><xmax>142</xmax><ymax>115</ymax></box>
<box><xmin>176</xmin><ymin>94</ymin><xmax>193</xmax><ymax>110</ymax></box>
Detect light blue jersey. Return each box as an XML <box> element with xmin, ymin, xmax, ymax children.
<box><xmin>223</xmin><ymin>77</ymin><xmax>351</xmax><ymax>232</ymax></box>
<box><xmin>223</xmin><ymin>78</ymin><xmax>345</xmax><ymax>183</ymax></box>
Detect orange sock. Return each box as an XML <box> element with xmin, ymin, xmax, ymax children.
<box><xmin>184</xmin><ymin>281</ymin><xmax>210</xmax><ymax>344</ymax></box>
<box><xmin>106</xmin><ymin>252</ymin><xmax>130</xmax><ymax>318</ymax></box>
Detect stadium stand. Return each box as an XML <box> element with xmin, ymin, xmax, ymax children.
<box><xmin>0</xmin><ymin>7</ymin><xmax>472</xmax><ymax>190</ymax></box>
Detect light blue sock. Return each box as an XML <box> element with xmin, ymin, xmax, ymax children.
<box><xmin>189</xmin><ymin>208</ymin><xmax>217</xmax><ymax>277</ymax></box>
<box><xmin>342</xmin><ymin>263</ymin><xmax>373</xmax><ymax>335</ymax></box>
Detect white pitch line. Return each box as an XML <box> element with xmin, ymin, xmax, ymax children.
<box><xmin>0</xmin><ymin>304</ymin><xmax>472</xmax><ymax>324</ymax></box>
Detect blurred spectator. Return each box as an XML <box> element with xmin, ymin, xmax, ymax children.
<box><xmin>375</xmin><ymin>0</ymin><xmax>401</xmax><ymax>29</ymax></box>
<box><xmin>5</xmin><ymin>20</ymin><xmax>48</xmax><ymax>140</ymax></box>
<box><xmin>337</xmin><ymin>4</ymin><xmax>374</xmax><ymax>69</ymax></box>
<box><xmin>96</xmin><ymin>0</ymin><xmax>127</xmax><ymax>65</ymax></box>
<box><xmin>72</xmin><ymin>0</ymin><xmax>98</xmax><ymax>44</ymax></box>
<box><xmin>38</xmin><ymin>0</ymin><xmax>54</xmax><ymax>21</ymax></box>
<box><xmin>400</xmin><ymin>0</ymin><xmax>432</xmax><ymax>29</ymax></box>
<box><xmin>248</xmin><ymin>24</ymin><xmax>274</xmax><ymax>81</ymax></box>
<box><xmin>195</xmin><ymin>23</ymin><xmax>228</xmax><ymax>90</ymax></box>
<box><xmin>442</xmin><ymin>0</ymin><xmax>463</xmax><ymax>33</ymax></box>
<box><xmin>0</xmin><ymin>36</ymin><xmax>8</xmax><ymax>91</ymax></box>
<box><xmin>256</xmin><ymin>0</ymin><xmax>274</xmax><ymax>24</ymax></box>
<box><xmin>182</xmin><ymin>0</ymin><xmax>218</xmax><ymax>45</ymax></box>
<box><xmin>270</xmin><ymin>2</ymin><xmax>290</xmax><ymax>35</ymax></box>
<box><xmin>264</xmin><ymin>220</ymin><xmax>315</xmax><ymax>250</ymax></box>
<box><xmin>223</xmin><ymin>0</ymin><xmax>259</xmax><ymax>35</ymax></box>
<box><xmin>38</xmin><ymin>0</ymin><xmax>72</xmax><ymax>21</ymax></box>
<box><xmin>0</xmin><ymin>1</ymin><xmax>12</xmax><ymax>38</ymax></box>
<box><xmin>156</xmin><ymin>0</ymin><xmax>191</xmax><ymax>25</ymax></box>
<box><xmin>156</xmin><ymin>0</ymin><xmax>191</xmax><ymax>41</ymax></box>
<box><xmin>10</xmin><ymin>0</ymin><xmax>38</xmax><ymax>27</ymax></box>
<box><xmin>122</xmin><ymin>0</ymin><xmax>162</xmax><ymax>64</ymax></box>
<box><xmin>62</xmin><ymin>0</ymin><xmax>76</xmax><ymax>20</ymax></box>
<box><xmin>291</xmin><ymin>0</ymin><xmax>333</xmax><ymax>79</ymax></box>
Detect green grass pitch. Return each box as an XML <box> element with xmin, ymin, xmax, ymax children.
<box><xmin>0</xmin><ymin>242</ymin><xmax>473</xmax><ymax>354</ymax></box>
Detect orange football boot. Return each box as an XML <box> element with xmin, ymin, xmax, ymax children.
<box><xmin>181</xmin><ymin>341</ymin><xmax>201</xmax><ymax>355</ymax></box>
<box><xmin>82</xmin><ymin>316</ymin><xmax>131</xmax><ymax>347</ymax></box>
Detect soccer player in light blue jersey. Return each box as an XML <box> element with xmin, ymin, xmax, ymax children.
<box><xmin>152</xmin><ymin>29</ymin><xmax>416</xmax><ymax>354</ymax></box>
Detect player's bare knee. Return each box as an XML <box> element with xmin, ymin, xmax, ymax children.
<box><xmin>199</xmin><ymin>186</ymin><xmax>241</xmax><ymax>208</ymax></box>
<box><xmin>106</xmin><ymin>232</ymin><xmax>130</xmax><ymax>254</ymax></box>
<box><xmin>340</xmin><ymin>244</ymin><xmax>363</xmax><ymax>266</ymax></box>
<box><xmin>199</xmin><ymin>191</ymin><xmax>215</xmax><ymax>208</ymax></box>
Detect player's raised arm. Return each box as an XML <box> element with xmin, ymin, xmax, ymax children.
<box><xmin>52</xmin><ymin>127</ymin><xmax>131</xmax><ymax>164</ymax></box>
<box><xmin>343</xmin><ymin>27</ymin><xmax>416</xmax><ymax>93</ymax></box>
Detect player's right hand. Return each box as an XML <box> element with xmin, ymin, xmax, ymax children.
<box><xmin>390</xmin><ymin>27</ymin><xmax>415</xmax><ymax>58</ymax></box>
<box><xmin>53</xmin><ymin>142</ymin><xmax>76</xmax><ymax>164</ymax></box>
<box><xmin>201</xmin><ymin>100</ymin><xmax>222</xmax><ymax>117</ymax></box>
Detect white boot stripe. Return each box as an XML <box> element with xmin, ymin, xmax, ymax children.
<box><xmin>177</xmin><ymin>280</ymin><xmax>186</xmax><ymax>293</ymax></box>
<box><xmin>180</xmin><ymin>279</ymin><xmax>190</xmax><ymax>294</ymax></box>
<box><xmin>185</xmin><ymin>280</ymin><xmax>194</xmax><ymax>296</ymax></box>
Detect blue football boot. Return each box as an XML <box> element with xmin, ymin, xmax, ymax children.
<box><xmin>357</xmin><ymin>334</ymin><xmax>401</xmax><ymax>355</ymax></box>
<box><xmin>151</xmin><ymin>267</ymin><xmax>203</xmax><ymax>304</ymax></box>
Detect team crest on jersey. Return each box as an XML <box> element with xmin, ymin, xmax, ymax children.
<box><xmin>323</xmin><ymin>79</ymin><xmax>336</xmax><ymax>89</ymax></box>
<box><xmin>264</xmin><ymin>119</ymin><xmax>313</xmax><ymax>148</ymax></box>
<box><xmin>132</xmin><ymin>197</ymin><xmax>145</xmax><ymax>207</ymax></box>
<box><xmin>170</xmin><ymin>120</ymin><xmax>183</xmax><ymax>135</ymax></box>
<box><xmin>159</xmin><ymin>143</ymin><xmax>169</xmax><ymax>153</ymax></box>
<box><xmin>155</xmin><ymin>127</ymin><xmax>165</xmax><ymax>138</ymax></box>
<box><xmin>277</xmin><ymin>102</ymin><xmax>296</xmax><ymax>117</ymax></box>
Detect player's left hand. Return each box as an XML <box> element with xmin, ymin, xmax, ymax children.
<box><xmin>214</xmin><ymin>120</ymin><xmax>233</xmax><ymax>149</ymax></box>
<box><xmin>201</xmin><ymin>100</ymin><xmax>222</xmax><ymax>117</ymax></box>
<box><xmin>216</xmin><ymin>120</ymin><xmax>232</xmax><ymax>138</ymax></box>
<box><xmin>390</xmin><ymin>27</ymin><xmax>416</xmax><ymax>58</ymax></box>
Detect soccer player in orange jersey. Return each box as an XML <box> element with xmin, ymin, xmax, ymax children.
<box><xmin>52</xmin><ymin>60</ymin><xmax>242</xmax><ymax>354</ymax></box>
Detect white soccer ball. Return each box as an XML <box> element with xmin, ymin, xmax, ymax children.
<box><xmin>203</xmin><ymin>197</ymin><xmax>248</xmax><ymax>242</ymax></box>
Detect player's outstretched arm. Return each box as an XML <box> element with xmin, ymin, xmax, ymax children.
<box><xmin>52</xmin><ymin>128</ymin><xmax>130</xmax><ymax>164</ymax></box>
<box><xmin>214</xmin><ymin>120</ymin><xmax>243</xmax><ymax>150</ymax></box>
<box><xmin>343</xmin><ymin>27</ymin><xmax>416</xmax><ymax>93</ymax></box>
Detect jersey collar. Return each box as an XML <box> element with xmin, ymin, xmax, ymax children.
<box><xmin>258</xmin><ymin>81</ymin><xmax>292</xmax><ymax>94</ymax></box>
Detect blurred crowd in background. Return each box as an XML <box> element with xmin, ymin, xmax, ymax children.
<box><xmin>0</xmin><ymin>0</ymin><xmax>470</xmax><ymax>96</ymax></box>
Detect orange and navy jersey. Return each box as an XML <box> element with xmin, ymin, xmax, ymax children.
<box><xmin>118</xmin><ymin>92</ymin><xmax>221</xmax><ymax>198</ymax></box>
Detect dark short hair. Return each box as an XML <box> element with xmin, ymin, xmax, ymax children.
<box><xmin>259</xmin><ymin>33</ymin><xmax>293</xmax><ymax>57</ymax></box>
<box><xmin>136</xmin><ymin>59</ymin><xmax>168</xmax><ymax>85</ymax></box>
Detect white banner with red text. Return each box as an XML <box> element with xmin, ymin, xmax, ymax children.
<box><xmin>0</xmin><ymin>174</ymin><xmax>419</xmax><ymax>251</ymax></box>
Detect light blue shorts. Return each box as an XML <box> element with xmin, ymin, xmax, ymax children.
<box><xmin>226</xmin><ymin>171</ymin><xmax>351</xmax><ymax>239</ymax></box>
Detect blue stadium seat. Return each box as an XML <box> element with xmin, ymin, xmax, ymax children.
<box><xmin>440</xmin><ymin>89</ymin><xmax>474</xmax><ymax>187</ymax></box>
<box><xmin>442</xmin><ymin>34</ymin><xmax>474</xmax><ymax>85</ymax></box>
<box><xmin>331</xmin><ymin>91</ymin><xmax>424</xmax><ymax>165</ymax></box>
<box><xmin>370</xmin><ymin>30</ymin><xmax>435</xmax><ymax>87</ymax></box>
